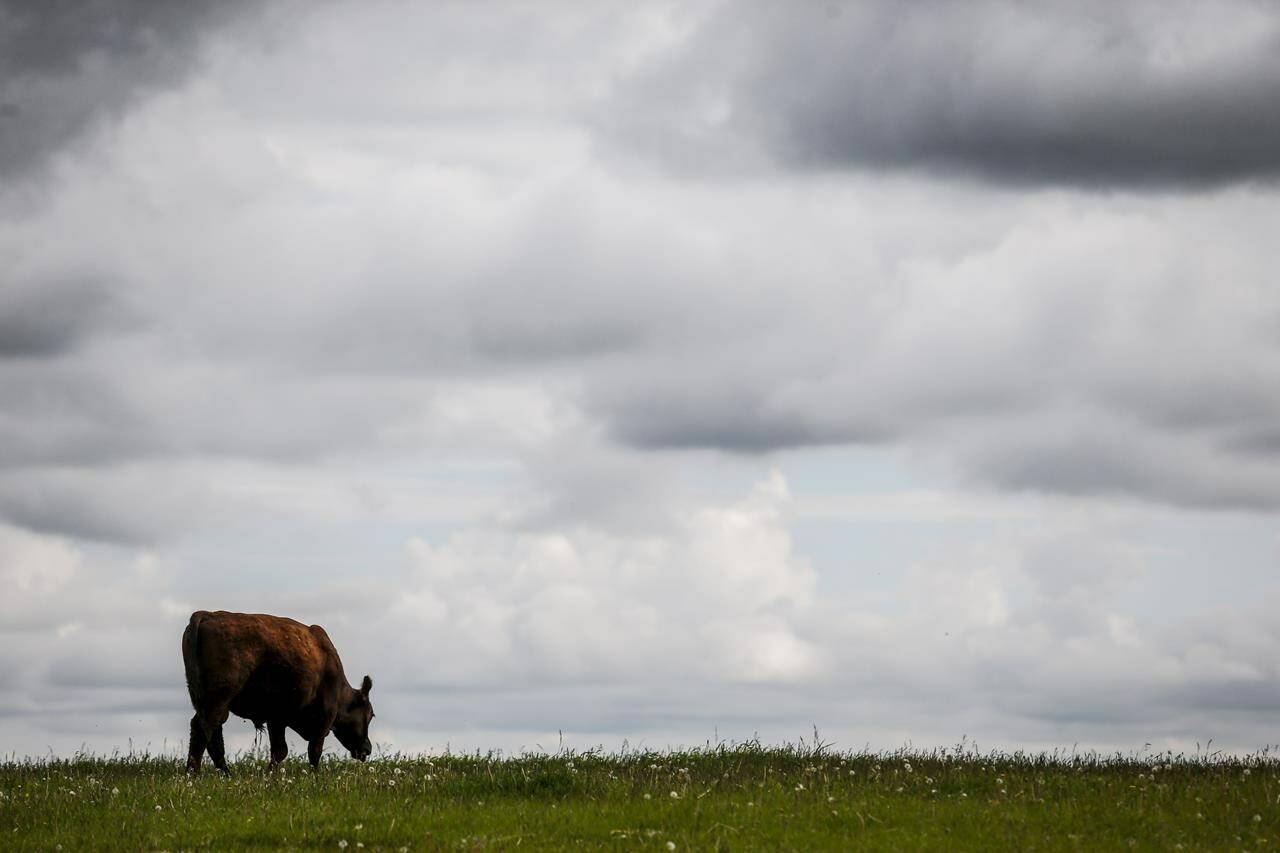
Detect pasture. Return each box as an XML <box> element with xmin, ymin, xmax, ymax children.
<box><xmin>2</xmin><ymin>742</ymin><xmax>1276</xmax><ymax>850</ymax></box>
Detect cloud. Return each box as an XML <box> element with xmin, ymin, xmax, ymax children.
<box><xmin>575</xmin><ymin>191</ymin><xmax>1280</xmax><ymax>510</ymax></box>
<box><xmin>0</xmin><ymin>0</ymin><xmax>266</xmax><ymax>183</ymax></box>
<box><xmin>378</xmin><ymin>471</ymin><xmax>820</xmax><ymax>688</ymax></box>
<box><xmin>0</xmin><ymin>277</ymin><xmax>129</xmax><ymax>358</ymax></box>
<box><xmin>602</xmin><ymin>0</ymin><xmax>1280</xmax><ymax>187</ymax></box>
<box><xmin>0</xmin><ymin>477</ymin><xmax>825</xmax><ymax>752</ymax></box>
<box><xmin>3</xmin><ymin>474</ymin><xmax>1279</xmax><ymax>756</ymax></box>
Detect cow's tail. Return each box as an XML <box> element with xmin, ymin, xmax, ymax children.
<box><xmin>182</xmin><ymin>611</ymin><xmax>206</xmax><ymax>711</ymax></box>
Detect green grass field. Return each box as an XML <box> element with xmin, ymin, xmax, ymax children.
<box><xmin>3</xmin><ymin>742</ymin><xmax>1276</xmax><ymax>850</ymax></box>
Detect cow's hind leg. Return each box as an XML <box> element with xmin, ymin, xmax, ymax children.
<box><xmin>267</xmin><ymin>721</ymin><xmax>288</xmax><ymax>769</ymax></box>
<box><xmin>201</xmin><ymin>703</ymin><xmax>231</xmax><ymax>775</ymax></box>
<box><xmin>307</xmin><ymin>736</ymin><xmax>325</xmax><ymax>770</ymax></box>
<box><xmin>186</xmin><ymin>714</ymin><xmax>207</xmax><ymax>775</ymax></box>
<box><xmin>207</xmin><ymin>725</ymin><xmax>230</xmax><ymax>774</ymax></box>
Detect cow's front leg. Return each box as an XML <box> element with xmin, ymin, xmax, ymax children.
<box><xmin>307</xmin><ymin>736</ymin><xmax>325</xmax><ymax>769</ymax></box>
<box><xmin>267</xmin><ymin>721</ymin><xmax>288</xmax><ymax>769</ymax></box>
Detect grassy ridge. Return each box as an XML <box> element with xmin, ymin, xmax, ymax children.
<box><xmin>2</xmin><ymin>743</ymin><xmax>1277</xmax><ymax>850</ymax></box>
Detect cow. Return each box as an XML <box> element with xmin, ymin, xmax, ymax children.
<box><xmin>181</xmin><ymin>610</ymin><xmax>375</xmax><ymax>774</ymax></box>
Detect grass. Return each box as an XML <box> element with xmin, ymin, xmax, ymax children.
<box><xmin>2</xmin><ymin>740</ymin><xmax>1277</xmax><ymax>850</ymax></box>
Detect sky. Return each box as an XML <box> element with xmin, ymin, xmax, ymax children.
<box><xmin>2</xmin><ymin>0</ymin><xmax>1279</xmax><ymax>760</ymax></box>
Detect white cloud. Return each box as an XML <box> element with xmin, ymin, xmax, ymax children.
<box><xmin>381</xmin><ymin>472</ymin><xmax>819</xmax><ymax>687</ymax></box>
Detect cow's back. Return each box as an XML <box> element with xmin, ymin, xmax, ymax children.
<box><xmin>183</xmin><ymin>611</ymin><xmax>331</xmax><ymax>720</ymax></box>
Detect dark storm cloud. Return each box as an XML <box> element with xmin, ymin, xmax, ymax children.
<box><xmin>0</xmin><ymin>278</ymin><xmax>127</xmax><ymax>357</ymax></box>
<box><xmin>1222</xmin><ymin>426</ymin><xmax>1280</xmax><ymax>457</ymax></box>
<box><xmin>603</xmin><ymin>389</ymin><xmax>890</xmax><ymax>454</ymax></box>
<box><xmin>1164</xmin><ymin>680</ymin><xmax>1280</xmax><ymax>713</ymax></box>
<box><xmin>0</xmin><ymin>475</ymin><xmax>163</xmax><ymax>544</ymax></box>
<box><xmin>968</xmin><ymin>426</ymin><xmax>1280</xmax><ymax>512</ymax></box>
<box><xmin>0</xmin><ymin>364</ymin><xmax>154</xmax><ymax>468</ymax></box>
<box><xmin>0</xmin><ymin>0</ymin><xmax>262</xmax><ymax>181</ymax></box>
<box><xmin>608</xmin><ymin>0</ymin><xmax>1280</xmax><ymax>187</ymax></box>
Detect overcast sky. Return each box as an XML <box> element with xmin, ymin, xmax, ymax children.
<box><xmin>3</xmin><ymin>0</ymin><xmax>1280</xmax><ymax>760</ymax></box>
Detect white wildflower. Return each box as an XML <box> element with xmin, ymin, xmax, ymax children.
<box><xmin>338</xmin><ymin>841</ymin><xmax>348</xmax><ymax>850</ymax></box>
<box><xmin>669</xmin><ymin>790</ymin><xmax>679</xmax><ymax>799</ymax></box>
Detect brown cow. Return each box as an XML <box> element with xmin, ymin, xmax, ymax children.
<box><xmin>181</xmin><ymin>610</ymin><xmax>375</xmax><ymax>774</ymax></box>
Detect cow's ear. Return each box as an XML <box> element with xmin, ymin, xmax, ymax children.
<box><xmin>361</xmin><ymin>675</ymin><xmax>373</xmax><ymax>697</ymax></box>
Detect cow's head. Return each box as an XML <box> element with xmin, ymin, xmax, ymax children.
<box><xmin>334</xmin><ymin>675</ymin><xmax>374</xmax><ymax>761</ymax></box>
